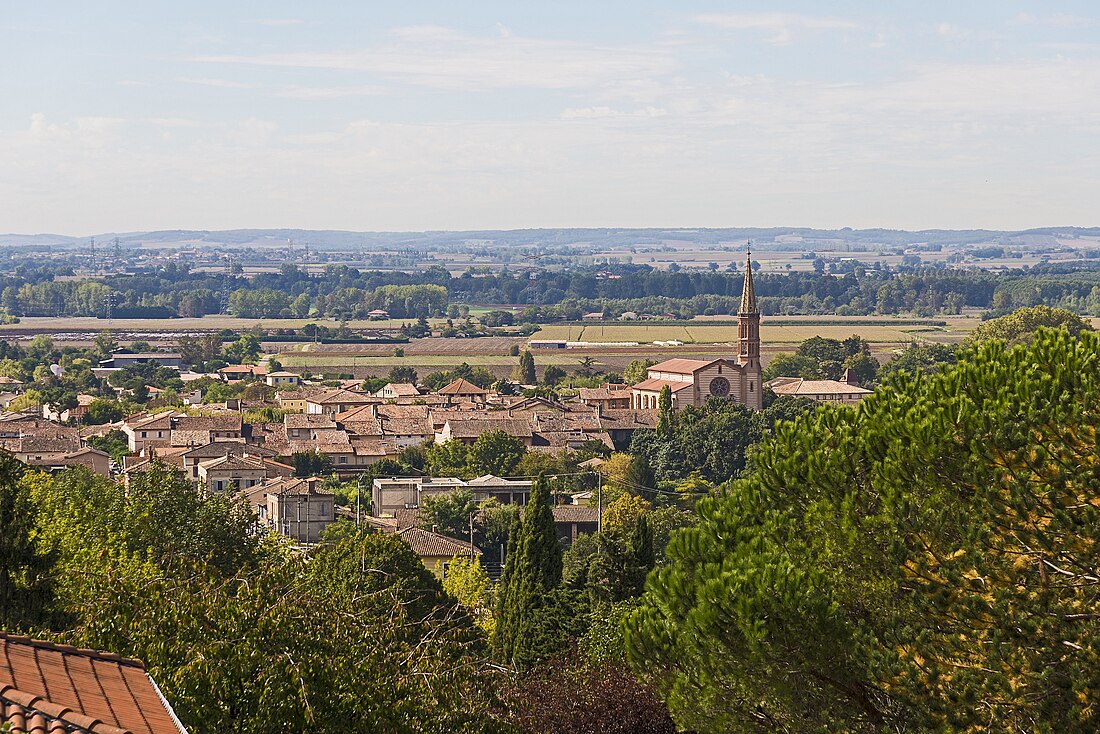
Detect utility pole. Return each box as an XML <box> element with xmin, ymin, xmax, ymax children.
<box><xmin>595</xmin><ymin>470</ymin><xmax>603</xmax><ymax>534</ymax></box>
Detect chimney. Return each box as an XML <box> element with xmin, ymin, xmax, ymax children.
<box><xmin>431</xmin><ymin>524</ymin><xmax>439</xmax><ymax>534</ymax></box>
<box><xmin>843</xmin><ymin>368</ymin><xmax>858</xmax><ymax>387</ymax></box>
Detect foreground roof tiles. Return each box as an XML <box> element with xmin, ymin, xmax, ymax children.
<box><xmin>0</xmin><ymin>633</ymin><xmax>187</xmax><ymax>734</ymax></box>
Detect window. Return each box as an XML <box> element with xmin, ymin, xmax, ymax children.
<box><xmin>749</xmin><ymin>381</ymin><xmax>754</xmax><ymax>392</ymax></box>
<box><xmin>215</xmin><ymin>480</ymin><xmax>224</xmax><ymax>491</ymax></box>
<box><xmin>141</xmin><ymin>431</ymin><xmax>147</xmax><ymax>438</ymax></box>
<box><xmin>339</xmin><ymin>456</ymin><xmax>347</xmax><ymax>464</ymax></box>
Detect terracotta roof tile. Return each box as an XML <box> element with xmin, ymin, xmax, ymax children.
<box><xmin>0</xmin><ymin>634</ymin><xmax>186</xmax><ymax>734</ymax></box>
<box><xmin>436</xmin><ymin>378</ymin><xmax>487</xmax><ymax>396</ymax></box>
<box><xmin>397</xmin><ymin>526</ymin><xmax>481</xmax><ymax>558</ymax></box>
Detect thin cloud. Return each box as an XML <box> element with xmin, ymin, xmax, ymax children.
<box><xmin>695</xmin><ymin>12</ymin><xmax>858</xmax><ymax>45</ymax></box>
<box><xmin>178</xmin><ymin>77</ymin><xmax>255</xmax><ymax>89</ymax></box>
<box><xmin>274</xmin><ymin>85</ymin><xmax>388</xmax><ymax>99</ymax></box>
<box><xmin>193</xmin><ymin>25</ymin><xmax>675</xmax><ymax>91</ymax></box>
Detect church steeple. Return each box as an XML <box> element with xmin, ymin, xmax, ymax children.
<box><xmin>739</xmin><ymin>250</ymin><xmax>758</xmax><ymax>315</ymax></box>
<box><xmin>736</xmin><ymin>248</ymin><xmax>763</xmax><ymax>409</ymax></box>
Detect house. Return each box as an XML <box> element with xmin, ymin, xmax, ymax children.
<box><xmin>122</xmin><ymin>410</ymin><xmax>183</xmax><ymax>452</ymax></box>
<box><xmin>305</xmin><ymin>388</ymin><xmax>377</xmax><ymax>415</ymax></box>
<box><xmin>577</xmin><ymin>384</ymin><xmax>633</xmax><ymax>411</ymax></box>
<box><xmin>396</xmin><ymin>526</ymin><xmax>481</xmax><ymax>577</ymax></box>
<box><xmin>255</xmin><ymin>476</ymin><xmax>335</xmax><ymax>544</ymax></box>
<box><xmin>372</xmin><ymin>477</ymin><xmax>468</xmax><ymax>517</ymax></box>
<box><xmin>436</xmin><ymin>378</ymin><xmax>488</xmax><ymax>405</ymax></box>
<box><xmin>276</xmin><ymin>387</ymin><xmax>328</xmax><ymax>413</ymax></box>
<box><xmin>367</xmin><ymin>309</ymin><xmax>390</xmax><ymax>320</ymax></box>
<box><xmin>218</xmin><ymin>364</ymin><xmax>267</xmax><ymax>380</ymax></box>
<box><xmin>177</xmin><ymin>442</ymin><xmax>276</xmax><ymax>480</ymax></box>
<box><xmin>197</xmin><ymin>454</ymin><xmax>292</xmax><ymax>494</ymax></box>
<box><xmin>552</xmin><ymin>505</ymin><xmax>600</xmax><ymax>545</ymax></box>
<box><xmin>0</xmin><ymin>376</ymin><xmax>24</xmax><ymax>392</ymax></box>
<box><xmin>41</xmin><ymin>393</ymin><xmax>97</xmax><ymax>423</ymax></box>
<box><xmin>465</xmin><ymin>474</ymin><xmax>533</xmax><ymax>505</ymax></box>
<box><xmin>631</xmin><ymin>253</ymin><xmax>763</xmax><ymax>412</ymax></box>
<box><xmin>0</xmin><ymin>392</ymin><xmax>20</xmax><ymax>409</ymax></box>
<box><xmin>528</xmin><ymin>340</ymin><xmax>568</xmax><ymax>349</ymax></box>
<box><xmin>100</xmin><ymin>351</ymin><xmax>184</xmax><ymax>369</ymax></box>
<box><xmin>766</xmin><ymin>369</ymin><xmax>872</xmax><ymax>404</ymax></box>
<box><xmin>619</xmin><ymin>311</ymin><xmax>638</xmax><ymax>321</ymax></box>
<box><xmin>284</xmin><ymin>413</ymin><xmax>339</xmax><ymax>440</ymax></box>
<box><xmin>582</xmin><ymin>312</ymin><xmax>605</xmax><ymax>321</ymax></box>
<box><xmin>436</xmin><ymin>417</ymin><xmax>534</xmax><ymax>446</ymax></box>
<box><xmin>21</xmin><ymin>446</ymin><xmax>111</xmax><ymax>477</ymax></box>
<box><xmin>265</xmin><ymin>371</ymin><xmax>300</xmax><ymax>387</ymax></box>
<box><xmin>0</xmin><ymin>632</ymin><xmax>188</xmax><ymax>733</ymax></box>
<box><xmin>374</xmin><ymin>382</ymin><xmax>421</xmax><ymax>399</ymax></box>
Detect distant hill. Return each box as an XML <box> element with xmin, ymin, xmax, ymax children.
<box><xmin>0</xmin><ymin>226</ymin><xmax>1097</xmax><ymax>251</ymax></box>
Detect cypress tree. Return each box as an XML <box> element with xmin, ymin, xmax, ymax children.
<box><xmin>520</xmin><ymin>350</ymin><xmax>537</xmax><ymax>385</ymax></box>
<box><xmin>492</xmin><ymin>476</ymin><xmax>563</xmax><ymax>668</ymax></box>
<box><xmin>657</xmin><ymin>385</ymin><xmax>673</xmax><ymax>433</ymax></box>
<box><xmin>631</xmin><ymin>513</ymin><xmax>655</xmax><ymax>574</ymax></box>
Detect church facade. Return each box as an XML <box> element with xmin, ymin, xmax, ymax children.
<box><xmin>631</xmin><ymin>253</ymin><xmax>763</xmax><ymax>411</ymax></box>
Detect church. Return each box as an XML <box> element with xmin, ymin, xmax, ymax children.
<box><xmin>631</xmin><ymin>253</ymin><xmax>763</xmax><ymax>411</ymax></box>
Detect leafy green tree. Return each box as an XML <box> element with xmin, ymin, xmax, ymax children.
<box><xmin>58</xmin><ymin>530</ymin><xmax>506</xmax><ymax>733</ymax></box>
<box><xmin>0</xmin><ymin>457</ymin><xmax>55</xmax><ymax>630</ymax></box>
<box><xmin>795</xmin><ymin>336</ymin><xmax>848</xmax><ymax>379</ymax></box>
<box><xmin>292</xmin><ymin>450</ymin><xmax>333</xmax><ymax>478</ymax></box>
<box><xmin>419</xmin><ymin>489</ymin><xmax>479</xmax><ymax>540</ymax></box>
<box><xmin>467</xmin><ymin>430</ymin><xmax>525</xmax><ymax>477</ymax></box>
<box><xmin>389</xmin><ymin>365</ymin><xmax>417</xmax><ymax>384</ymax></box>
<box><xmin>83</xmin><ymin>397</ymin><xmax>124</xmax><ymax>425</ymax></box>
<box><xmin>494</xmin><ymin>478</ymin><xmax>565</xmax><ymax>669</ymax></box>
<box><xmin>442</xmin><ymin>555</ymin><xmax>494</xmax><ymax>635</ymax></box>
<box><xmin>542</xmin><ymin>364</ymin><xmax>566</xmax><ymax>386</ymax></box>
<box><xmin>762</xmin><ymin>352</ymin><xmax>823</xmax><ymax>381</ymax></box>
<box><xmin>86</xmin><ymin>428</ymin><xmax>131</xmax><ymax>462</ymax></box>
<box><xmin>425</xmin><ymin>439</ymin><xmax>470</xmax><ymax>476</ymax></box>
<box><xmin>877</xmin><ymin>343</ymin><xmax>957</xmax><ymax>382</ymax></box>
<box><xmin>623</xmin><ymin>359</ymin><xmax>657</xmax><ymax>385</ymax></box>
<box><xmin>93</xmin><ymin>330</ymin><xmax>118</xmax><ymax>357</ymax></box>
<box><xmin>840</xmin><ymin>351</ymin><xmax>879</xmax><ymax>386</ymax></box>
<box><xmin>627</xmin><ymin>328</ymin><xmax>1100</xmax><ymax>733</ymax></box>
<box><xmin>970</xmin><ymin>304</ymin><xmax>1091</xmax><ymax>344</ymax></box>
<box><xmin>224</xmin><ymin>333</ymin><xmax>262</xmax><ymax>364</ymax></box>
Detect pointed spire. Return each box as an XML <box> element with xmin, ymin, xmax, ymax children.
<box><xmin>739</xmin><ymin>249</ymin><xmax>758</xmax><ymax>314</ymax></box>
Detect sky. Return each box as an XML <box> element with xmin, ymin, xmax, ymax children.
<box><xmin>2</xmin><ymin>2</ymin><xmax>1100</xmax><ymax>235</ymax></box>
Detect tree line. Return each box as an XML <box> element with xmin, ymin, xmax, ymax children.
<box><xmin>10</xmin><ymin>259</ymin><xmax>1100</xmax><ymax>319</ymax></box>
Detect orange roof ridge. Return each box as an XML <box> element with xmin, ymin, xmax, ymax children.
<box><xmin>0</xmin><ymin>634</ymin><xmax>146</xmax><ymax>669</ymax></box>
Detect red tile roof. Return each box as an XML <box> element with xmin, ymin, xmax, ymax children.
<box><xmin>397</xmin><ymin>527</ymin><xmax>481</xmax><ymax>558</ymax></box>
<box><xmin>0</xmin><ymin>633</ymin><xmax>187</xmax><ymax>734</ymax></box>
<box><xmin>436</xmin><ymin>378</ymin><xmax>487</xmax><ymax>396</ymax></box>
<box><xmin>647</xmin><ymin>358</ymin><xmax>714</xmax><ymax>374</ymax></box>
